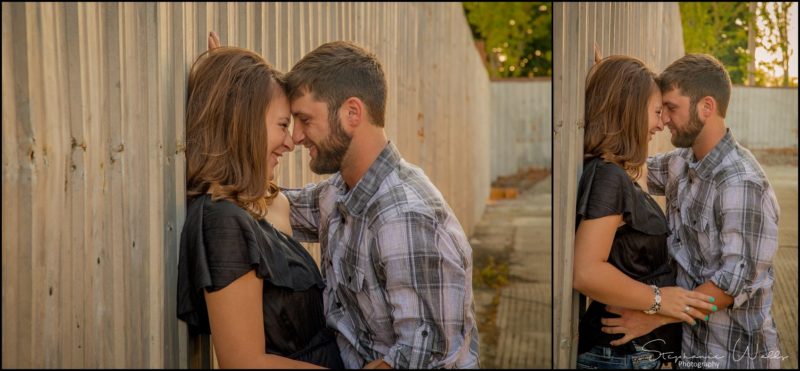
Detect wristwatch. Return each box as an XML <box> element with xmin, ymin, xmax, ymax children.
<box><xmin>643</xmin><ymin>285</ymin><xmax>661</xmax><ymax>314</ymax></box>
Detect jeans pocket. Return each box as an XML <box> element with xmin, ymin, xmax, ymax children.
<box><xmin>577</xmin><ymin>348</ymin><xmax>627</xmax><ymax>369</ymax></box>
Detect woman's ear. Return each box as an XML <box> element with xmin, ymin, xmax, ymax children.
<box><xmin>593</xmin><ymin>42</ymin><xmax>603</xmax><ymax>65</ymax></box>
<box><xmin>208</xmin><ymin>31</ymin><xmax>221</xmax><ymax>51</ymax></box>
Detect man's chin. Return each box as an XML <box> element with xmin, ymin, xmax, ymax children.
<box><xmin>309</xmin><ymin>160</ymin><xmax>339</xmax><ymax>175</ymax></box>
<box><xmin>670</xmin><ymin>136</ymin><xmax>694</xmax><ymax>148</ymax></box>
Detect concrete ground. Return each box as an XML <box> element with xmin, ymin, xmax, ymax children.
<box><xmin>471</xmin><ymin>175</ymin><xmax>551</xmax><ymax>368</ymax></box>
<box><xmin>764</xmin><ymin>165</ymin><xmax>798</xmax><ymax>370</ymax></box>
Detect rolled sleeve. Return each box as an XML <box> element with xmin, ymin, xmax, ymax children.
<box><xmin>646</xmin><ymin>152</ymin><xmax>671</xmax><ymax>196</ymax></box>
<box><xmin>710</xmin><ymin>179</ymin><xmax>779</xmax><ymax>308</ymax></box>
<box><xmin>281</xmin><ymin>183</ymin><xmax>323</xmax><ymax>242</ymax></box>
<box><xmin>374</xmin><ymin>213</ymin><xmax>467</xmax><ymax>369</ymax></box>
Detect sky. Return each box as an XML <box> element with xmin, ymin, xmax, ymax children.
<box><xmin>755</xmin><ymin>2</ymin><xmax>798</xmax><ymax>81</ymax></box>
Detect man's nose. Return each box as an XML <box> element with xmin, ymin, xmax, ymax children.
<box><xmin>291</xmin><ymin>125</ymin><xmax>305</xmax><ymax>145</ymax></box>
<box><xmin>661</xmin><ymin>112</ymin><xmax>671</xmax><ymax>125</ymax></box>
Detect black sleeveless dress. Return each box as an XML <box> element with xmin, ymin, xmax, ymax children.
<box><xmin>575</xmin><ymin>157</ymin><xmax>682</xmax><ymax>357</ymax></box>
<box><xmin>177</xmin><ymin>194</ymin><xmax>344</xmax><ymax>368</ymax></box>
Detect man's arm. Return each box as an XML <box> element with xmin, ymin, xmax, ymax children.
<box><xmin>372</xmin><ymin>213</ymin><xmax>469</xmax><ymax>369</ymax></box>
<box><xmin>646</xmin><ymin>152</ymin><xmax>672</xmax><ymax>196</ymax></box>
<box><xmin>604</xmin><ymin>178</ymin><xmax>779</xmax><ymax>345</ymax></box>
<box><xmin>709</xmin><ymin>177</ymin><xmax>779</xmax><ymax>308</ymax></box>
<box><xmin>280</xmin><ymin>183</ymin><xmax>325</xmax><ymax>243</ymax></box>
<box><xmin>601</xmin><ymin>282</ymin><xmax>733</xmax><ymax>346</ymax></box>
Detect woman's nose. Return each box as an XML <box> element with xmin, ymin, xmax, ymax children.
<box><xmin>283</xmin><ymin>130</ymin><xmax>295</xmax><ymax>151</ymax></box>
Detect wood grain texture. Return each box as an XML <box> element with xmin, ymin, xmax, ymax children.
<box><xmin>2</xmin><ymin>2</ymin><xmax>492</xmax><ymax>368</ymax></box>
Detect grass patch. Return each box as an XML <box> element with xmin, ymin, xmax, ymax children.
<box><xmin>473</xmin><ymin>256</ymin><xmax>510</xmax><ymax>289</ymax></box>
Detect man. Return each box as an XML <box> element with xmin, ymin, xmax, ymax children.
<box><xmin>602</xmin><ymin>54</ymin><xmax>782</xmax><ymax>369</ymax></box>
<box><xmin>281</xmin><ymin>41</ymin><xmax>480</xmax><ymax>369</ymax></box>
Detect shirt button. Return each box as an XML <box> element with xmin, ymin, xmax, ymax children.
<box><xmin>677</xmin><ymin>238</ymin><xmax>681</xmax><ymax>243</ymax></box>
<box><xmin>421</xmin><ymin>330</ymin><xmax>428</xmax><ymax>337</ymax></box>
<box><xmin>336</xmin><ymin>301</ymin><xmax>342</xmax><ymax>308</ymax></box>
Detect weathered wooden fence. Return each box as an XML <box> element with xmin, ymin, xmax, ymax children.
<box><xmin>727</xmin><ymin>86</ymin><xmax>798</xmax><ymax>149</ymax></box>
<box><xmin>1</xmin><ymin>2</ymin><xmax>491</xmax><ymax>368</ymax></box>
<box><xmin>490</xmin><ymin>78</ymin><xmax>552</xmax><ymax>181</ymax></box>
<box><xmin>553</xmin><ymin>2</ymin><xmax>685</xmax><ymax>367</ymax></box>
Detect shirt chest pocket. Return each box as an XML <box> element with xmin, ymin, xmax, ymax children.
<box><xmin>337</xmin><ymin>260</ymin><xmax>367</xmax><ymax>293</ymax></box>
<box><xmin>334</xmin><ymin>258</ymin><xmax>385</xmax><ymax>335</ymax></box>
<box><xmin>682</xmin><ymin>207</ymin><xmax>719</xmax><ymax>260</ymax></box>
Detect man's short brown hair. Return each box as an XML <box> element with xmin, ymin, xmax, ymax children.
<box><xmin>658</xmin><ymin>53</ymin><xmax>732</xmax><ymax>118</ymax></box>
<box><xmin>286</xmin><ymin>41</ymin><xmax>387</xmax><ymax>127</ymax></box>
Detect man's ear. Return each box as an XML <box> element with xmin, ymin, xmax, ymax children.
<box><xmin>340</xmin><ymin>97</ymin><xmax>365</xmax><ymax>133</ymax></box>
<box><xmin>698</xmin><ymin>96</ymin><xmax>717</xmax><ymax>120</ymax></box>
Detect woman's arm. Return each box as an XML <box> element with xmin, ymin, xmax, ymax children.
<box><xmin>204</xmin><ymin>270</ymin><xmax>323</xmax><ymax>369</ymax></box>
<box><xmin>572</xmin><ymin>215</ymin><xmax>714</xmax><ymax>323</ymax></box>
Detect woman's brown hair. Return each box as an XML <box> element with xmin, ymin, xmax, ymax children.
<box><xmin>583</xmin><ymin>55</ymin><xmax>657</xmax><ymax>180</ymax></box>
<box><xmin>185</xmin><ymin>46</ymin><xmax>285</xmax><ymax>219</ymax></box>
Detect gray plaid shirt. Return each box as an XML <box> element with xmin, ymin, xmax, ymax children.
<box><xmin>647</xmin><ymin>129</ymin><xmax>781</xmax><ymax>368</ymax></box>
<box><xmin>283</xmin><ymin>142</ymin><xmax>480</xmax><ymax>369</ymax></box>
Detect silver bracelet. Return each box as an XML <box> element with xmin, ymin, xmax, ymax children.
<box><xmin>643</xmin><ymin>285</ymin><xmax>661</xmax><ymax>314</ymax></box>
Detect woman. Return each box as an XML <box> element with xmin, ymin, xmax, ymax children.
<box><xmin>176</xmin><ymin>44</ymin><xmax>343</xmax><ymax>368</ymax></box>
<box><xmin>572</xmin><ymin>55</ymin><xmax>716</xmax><ymax>369</ymax></box>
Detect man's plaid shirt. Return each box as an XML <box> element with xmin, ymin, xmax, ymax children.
<box><xmin>647</xmin><ymin>129</ymin><xmax>781</xmax><ymax>368</ymax></box>
<box><xmin>283</xmin><ymin>142</ymin><xmax>480</xmax><ymax>368</ymax></box>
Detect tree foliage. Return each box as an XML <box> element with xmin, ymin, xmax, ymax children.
<box><xmin>463</xmin><ymin>2</ymin><xmax>552</xmax><ymax>78</ymax></box>
<box><xmin>680</xmin><ymin>2</ymin><xmax>751</xmax><ymax>85</ymax></box>
<box><xmin>680</xmin><ymin>2</ymin><xmax>795</xmax><ymax>87</ymax></box>
<box><xmin>756</xmin><ymin>2</ymin><xmax>794</xmax><ymax>86</ymax></box>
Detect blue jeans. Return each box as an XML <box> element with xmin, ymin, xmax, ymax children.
<box><xmin>577</xmin><ymin>345</ymin><xmax>662</xmax><ymax>369</ymax></box>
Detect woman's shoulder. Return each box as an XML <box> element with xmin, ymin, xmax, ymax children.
<box><xmin>581</xmin><ymin>156</ymin><xmax>633</xmax><ymax>190</ymax></box>
<box><xmin>185</xmin><ymin>194</ymin><xmax>258</xmax><ymax>236</ymax></box>
<box><xmin>265</xmin><ymin>191</ymin><xmax>293</xmax><ymax>236</ymax></box>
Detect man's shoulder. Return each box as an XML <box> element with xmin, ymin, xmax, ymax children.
<box><xmin>713</xmin><ymin>146</ymin><xmax>771</xmax><ymax>191</ymax></box>
<box><xmin>367</xmin><ymin>162</ymin><xmax>447</xmax><ymax>226</ymax></box>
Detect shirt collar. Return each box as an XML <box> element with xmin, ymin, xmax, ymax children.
<box><xmin>686</xmin><ymin>128</ymin><xmax>736</xmax><ymax>180</ymax></box>
<box><xmin>338</xmin><ymin>141</ymin><xmax>401</xmax><ymax>217</ymax></box>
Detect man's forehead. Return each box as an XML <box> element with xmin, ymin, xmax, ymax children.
<box><xmin>290</xmin><ymin>90</ymin><xmax>325</xmax><ymax>114</ymax></box>
<box><xmin>662</xmin><ymin>87</ymin><xmax>689</xmax><ymax>103</ymax></box>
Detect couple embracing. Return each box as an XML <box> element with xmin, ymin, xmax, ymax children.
<box><xmin>573</xmin><ymin>53</ymin><xmax>781</xmax><ymax>369</ymax></box>
<box><xmin>176</xmin><ymin>33</ymin><xmax>479</xmax><ymax>369</ymax></box>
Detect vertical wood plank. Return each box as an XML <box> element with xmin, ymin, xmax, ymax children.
<box><xmin>2</xmin><ymin>3</ymin><xmax>498</xmax><ymax>367</ymax></box>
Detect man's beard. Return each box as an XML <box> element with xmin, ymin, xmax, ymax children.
<box><xmin>309</xmin><ymin>114</ymin><xmax>352</xmax><ymax>174</ymax></box>
<box><xmin>670</xmin><ymin>105</ymin><xmax>704</xmax><ymax>148</ymax></box>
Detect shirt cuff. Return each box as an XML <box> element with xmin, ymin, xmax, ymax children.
<box><xmin>710</xmin><ymin>259</ymin><xmax>752</xmax><ymax>308</ymax></box>
<box><xmin>383</xmin><ymin>323</ymin><xmax>436</xmax><ymax>368</ymax></box>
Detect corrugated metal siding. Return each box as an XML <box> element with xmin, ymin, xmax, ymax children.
<box><xmin>1</xmin><ymin>2</ymin><xmax>491</xmax><ymax>368</ymax></box>
<box><xmin>490</xmin><ymin>79</ymin><xmax>552</xmax><ymax>181</ymax></box>
<box><xmin>727</xmin><ymin>86</ymin><xmax>798</xmax><ymax>149</ymax></box>
<box><xmin>552</xmin><ymin>2</ymin><xmax>685</xmax><ymax>367</ymax></box>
